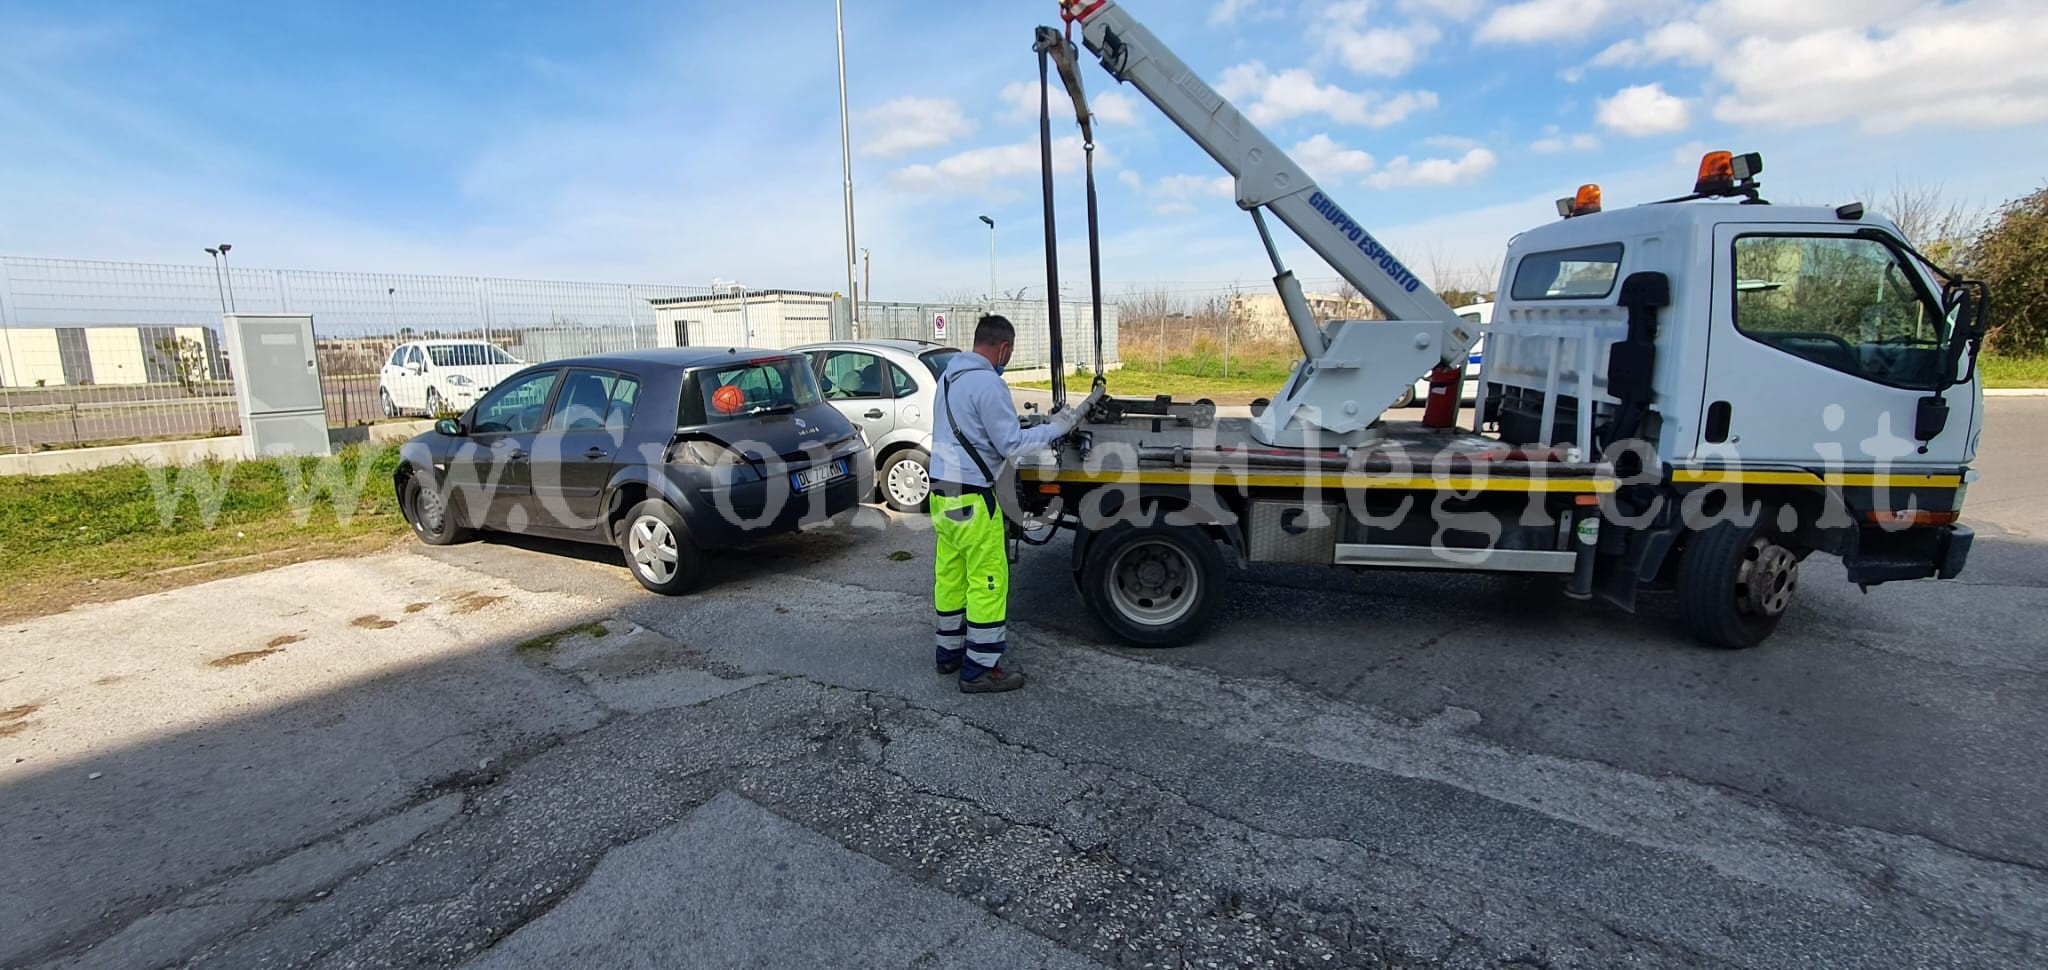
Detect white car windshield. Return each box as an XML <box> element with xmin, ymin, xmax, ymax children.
<box><xmin>429</xmin><ymin>344</ymin><xmax>517</xmax><ymax>367</ymax></box>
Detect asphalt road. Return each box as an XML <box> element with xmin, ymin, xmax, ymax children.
<box><xmin>2</xmin><ymin>400</ymin><xmax>2043</xmax><ymax>968</ymax></box>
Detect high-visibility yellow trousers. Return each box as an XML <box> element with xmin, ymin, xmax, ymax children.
<box><xmin>932</xmin><ymin>490</ymin><xmax>1008</xmax><ymax>681</ymax></box>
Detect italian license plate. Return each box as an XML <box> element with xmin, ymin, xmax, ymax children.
<box><xmin>791</xmin><ymin>460</ymin><xmax>847</xmax><ymax>493</ymax></box>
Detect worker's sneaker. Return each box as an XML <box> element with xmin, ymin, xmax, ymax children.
<box><xmin>959</xmin><ymin>666</ymin><xmax>1026</xmax><ymax>694</ymax></box>
<box><xmin>936</xmin><ymin>659</ymin><xmax>962</xmax><ymax>676</ymax></box>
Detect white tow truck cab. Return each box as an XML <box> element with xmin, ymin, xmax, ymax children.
<box><xmin>1014</xmin><ymin>1</ymin><xmax>1987</xmax><ymax>650</ymax></box>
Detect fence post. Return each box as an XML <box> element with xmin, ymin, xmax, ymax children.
<box><xmin>0</xmin><ymin>259</ymin><xmax>21</xmax><ymax>453</ymax></box>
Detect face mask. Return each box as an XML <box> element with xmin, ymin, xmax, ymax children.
<box><xmin>993</xmin><ymin>364</ymin><xmax>1005</xmax><ymax>376</ymax></box>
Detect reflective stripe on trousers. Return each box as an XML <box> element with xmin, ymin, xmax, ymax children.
<box><xmin>931</xmin><ymin>491</ymin><xmax>1008</xmax><ymax>680</ymax></box>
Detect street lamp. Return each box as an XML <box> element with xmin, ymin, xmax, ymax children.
<box><xmin>835</xmin><ymin>0</ymin><xmax>860</xmax><ymax>336</ymax></box>
<box><xmin>203</xmin><ymin>248</ymin><xmax>227</xmax><ymax>313</ymax></box>
<box><xmin>217</xmin><ymin>243</ymin><xmax>236</xmax><ymax>312</ymax></box>
<box><xmin>979</xmin><ymin>215</ymin><xmax>995</xmax><ymax>302</ymax></box>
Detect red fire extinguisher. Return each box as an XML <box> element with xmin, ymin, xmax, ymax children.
<box><xmin>1421</xmin><ymin>363</ymin><xmax>1463</xmax><ymax>429</ymax></box>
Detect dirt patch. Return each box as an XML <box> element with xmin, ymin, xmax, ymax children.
<box><xmin>404</xmin><ymin>602</ymin><xmax>431</xmax><ymax>614</ymax></box>
<box><xmin>516</xmin><ymin>622</ymin><xmax>609</xmax><ymax>655</ymax></box>
<box><xmin>448</xmin><ymin>591</ymin><xmax>508</xmax><ymax>615</ymax></box>
<box><xmin>0</xmin><ymin>533</ymin><xmax>408</xmax><ymax>625</ymax></box>
<box><xmin>209</xmin><ymin>647</ymin><xmax>285</xmax><ymax>668</ymax></box>
<box><xmin>93</xmin><ymin>675</ymin><xmax>125</xmax><ymax>686</ymax></box>
<box><xmin>267</xmin><ymin>634</ymin><xmax>305</xmax><ymax>648</ymax></box>
<box><xmin>350</xmin><ymin>616</ymin><xmax>399</xmax><ymax>630</ymax></box>
<box><xmin>0</xmin><ymin>721</ymin><xmax>30</xmax><ymax>739</ymax></box>
<box><xmin>1</xmin><ymin>703</ymin><xmax>41</xmax><ymax>723</ymax></box>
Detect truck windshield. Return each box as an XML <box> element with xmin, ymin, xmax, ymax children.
<box><xmin>682</xmin><ymin>357</ymin><xmax>824</xmax><ymax>425</ymax></box>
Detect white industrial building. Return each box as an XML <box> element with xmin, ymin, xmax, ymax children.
<box><xmin>0</xmin><ymin>325</ymin><xmax>226</xmax><ymax>387</ymax></box>
<box><xmin>649</xmin><ymin>290</ymin><xmax>842</xmax><ymax>351</ymax></box>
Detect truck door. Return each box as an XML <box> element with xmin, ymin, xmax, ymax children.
<box><xmin>1700</xmin><ymin>225</ymin><xmax>1975</xmax><ymax>471</ymax></box>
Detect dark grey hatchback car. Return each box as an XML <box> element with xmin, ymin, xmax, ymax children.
<box><xmin>393</xmin><ymin>349</ymin><xmax>873</xmax><ymax>594</ymax></box>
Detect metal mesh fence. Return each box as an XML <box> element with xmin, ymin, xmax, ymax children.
<box><xmin>0</xmin><ymin>256</ymin><xmax>710</xmax><ymax>453</ymax></box>
<box><xmin>859</xmin><ymin>299</ymin><xmax>1120</xmax><ymax>373</ymax></box>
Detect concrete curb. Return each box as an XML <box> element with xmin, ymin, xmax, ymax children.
<box><xmin>1985</xmin><ymin>388</ymin><xmax>2048</xmax><ymax>397</ymax></box>
<box><xmin>0</xmin><ymin>420</ymin><xmax>432</xmax><ymax>477</ymax></box>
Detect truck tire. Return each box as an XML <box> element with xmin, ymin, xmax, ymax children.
<box><xmin>1676</xmin><ymin>504</ymin><xmax>1798</xmax><ymax>649</ymax></box>
<box><xmin>1079</xmin><ymin>516</ymin><xmax>1225</xmax><ymax>648</ymax></box>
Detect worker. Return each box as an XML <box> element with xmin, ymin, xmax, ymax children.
<box><xmin>930</xmin><ymin>315</ymin><xmax>1084</xmax><ymax>693</ymax></box>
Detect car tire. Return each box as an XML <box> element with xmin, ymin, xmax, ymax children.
<box><xmin>880</xmin><ymin>447</ymin><xmax>932</xmax><ymax>513</ymax></box>
<box><xmin>1392</xmin><ymin>385</ymin><xmax>1418</xmax><ymax>409</ymax></box>
<box><xmin>380</xmin><ymin>388</ymin><xmax>398</xmax><ymax>418</ymax></box>
<box><xmin>426</xmin><ymin>387</ymin><xmax>444</xmax><ymax>417</ymax></box>
<box><xmin>1676</xmin><ymin>503</ymin><xmax>1797</xmax><ymax>649</ymax></box>
<box><xmin>1079</xmin><ymin>511</ymin><xmax>1225</xmax><ymax>648</ymax></box>
<box><xmin>619</xmin><ymin>498</ymin><xmax>705</xmax><ymax>596</ymax></box>
<box><xmin>401</xmin><ymin>470</ymin><xmax>474</xmax><ymax>546</ymax></box>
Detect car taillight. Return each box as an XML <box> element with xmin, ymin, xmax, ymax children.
<box><xmin>668</xmin><ymin>438</ymin><xmax>763</xmax><ymax>483</ymax></box>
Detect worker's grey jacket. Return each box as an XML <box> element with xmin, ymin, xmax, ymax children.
<box><xmin>929</xmin><ymin>352</ymin><xmax>1064</xmax><ymax>489</ymax></box>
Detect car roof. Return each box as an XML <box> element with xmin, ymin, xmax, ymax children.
<box><xmin>793</xmin><ymin>338</ymin><xmax>960</xmax><ymax>356</ymax></box>
<box><xmin>527</xmin><ymin>347</ymin><xmax>805</xmax><ymax>372</ymax></box>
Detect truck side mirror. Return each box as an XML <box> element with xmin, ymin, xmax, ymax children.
<box><xmin>1941</xmin><ymin>284</ymin><xmax>1985</xmax><ymax>385</ymax></box>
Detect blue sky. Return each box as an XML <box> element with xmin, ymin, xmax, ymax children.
<box><xmin>2</xmin><ymin>0</ymin><xmax>2044</xmax><ymax>303</ymax></box>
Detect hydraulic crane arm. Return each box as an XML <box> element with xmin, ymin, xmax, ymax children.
<box><xmin>1060</xmin><ymin>0</ymin><xmax>1467</xmax><ymax>340</ymax></box>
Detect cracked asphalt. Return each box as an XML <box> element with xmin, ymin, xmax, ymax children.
<box><xmin>1</xmin><ymin>399</ymin><xmax>2043</xmax><ymax>968</ymax></box>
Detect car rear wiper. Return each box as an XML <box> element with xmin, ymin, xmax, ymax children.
<box><xmin>745</xmin><ymin>403</ymin><xmax>798</xmax><ymax>416</ymax></box>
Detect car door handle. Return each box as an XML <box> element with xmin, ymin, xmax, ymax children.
<box><xmin>507</xmin><ymin>449</ymin><xmax>527</xmax><ymax>461</ymax></box>
<box><xmin>584</xmin><ymin>447</ymin><xmax>609</xmax><ymax>461</ymax></box>
<box><xmin>864</xmin><ymin>409</ymin><xmax>885</xmax><ymax>419</ymax></box>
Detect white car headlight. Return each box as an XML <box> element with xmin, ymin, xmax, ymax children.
<box><xmin>445</xmin><ymin>375</ymin><xmax>475</xmax><ymax>387</ymax></box>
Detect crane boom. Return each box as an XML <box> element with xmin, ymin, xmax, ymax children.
<box><xmin>1057</xmin><ymin>0</ymin><xmax>1478</xmax><ymax>446</ymax></box>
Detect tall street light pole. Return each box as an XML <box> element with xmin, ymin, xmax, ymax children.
<box><xmin>979</xmin><ymin>215</ymin><xmax>996</xmax><ymax>303</ymax></box>
<box><xmin>203</xmin><ymin>248</ymin><xmax>227</xmax><ymax>313</ymax></box>
<box><xmin>217</xmin><ymin>243</ymin><xmax>237</xmax><ymax>312</ymax></box>
<box><xmin>835</xmin><ymin>0</ymin><xmax>860</xmax><ymax>337</ymax></box>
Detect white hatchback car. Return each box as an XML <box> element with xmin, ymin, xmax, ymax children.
<box><xmin>379</xmin><ymin>340</ymin><xmax>523</xmax><ymax>417</ymax></box>
<box><xmin>793</xmin><ymin>338</ymin><xmax>963</xmax><ymax>512</ymax></box>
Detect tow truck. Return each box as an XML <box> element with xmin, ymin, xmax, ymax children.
<box><xmin>1002</xmin><ymin>0</ymin><xmax>1987</xmax><ymax>650</ymax></box>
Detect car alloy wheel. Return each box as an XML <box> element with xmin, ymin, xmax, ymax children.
<box><xmin>627</xmin><ymin>514</ymin><xmax>680</xmax><ymax>585</ymax></box>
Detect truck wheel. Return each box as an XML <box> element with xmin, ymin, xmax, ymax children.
<box><xmin>1676</xmin><ymin>505</ymin><xmax>1798</xmax><ymax>649</ymax></box>
<box><xmin>620</xmin><ymin>498</ymin><xmax>704</xmax><ymax>596</ymax></box>
<box><xmin>1080</xmin><ymin>517</ymin><xmax>1224</xmax><ymax>647</ymax></box>
<box><xmin>401</xmin><ymin>471</ymin><xmax>473</xmax><ymax>546</ymax></box>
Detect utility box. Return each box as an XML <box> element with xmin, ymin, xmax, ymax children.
<box><xmin>223</xmin><ymin>314</ymin><xmax>330</xmax><ymax>458</ymax></box>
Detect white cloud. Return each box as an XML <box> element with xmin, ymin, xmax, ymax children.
<box><xmin>889</xmin><ymin>135</ymin><xmax>1091</xmax><ymax>194</ymax></box>
<box><xmin>1368</xmin><ymin>147</ymin><xmax>1497</xmax><ymax>188</ymax></box>
<box><xmin>1422</xmin><ymin>134</ymin><xmax>1484</xmax><ymax>152</ymax></box>
<box><xmin>1320</xmin><ymin>11</ymin><xmax>1444</xmax><ymax>78</ymax></box>
<box><xmin>1210</xmin><ymin>0</ymin><xmax>1256</xmax><ymax>27</ymax></box>
<box><xmin>1291</xmin><ymin>134</ymin><xmax>1377</xmax><ymax>183</ymax></box>
<box><xmin>857</xmin><ymin>98</ymin><xmax>975</xmax><ymax>158</ymax></box>
<box><xmin>1397</xmin><ymin>0</ymin><xmax>1486</xmax><ymax>18</ymax></box>
<box><xmin>1091</xmin><ymin>90</ymin><xmax>1141</xmax><ymax>126</ymax></box>
<box><xmin>1698</xmin><ymin>0</ymin><xmax>1925</xmax><ymax>37</ymax></box>
<box><xmin>1118</xmin><ymin>169</ymin><xmax>1143</xmax><ymax>190</ymax></box>
<box><xmin>1153</xmin><ymin>201</ymin><xmax>1199</xmax><ymax>217</ymax></box>
<box><xmin>1596</xmin><ymin>83</ymin><xmax>1692</xmax><ymax>136</ymax></box>
<box><xmin>1478</xmin><ymin>0</ymin><xmax>1615</xmax><ymax>44</ymax></box>
<box><xmin>1591</xmin><ymin>20</ymin><xmax>1719</xmax><ymax>68</ymax></box>
<box><xmin>1153</xmin><ymin>174</ymin><xmax>1236</xmax><ymax>201</ymax></box>
<box><xmin>1216</xmin><ymin>62</ymin><xmax>1437</xmax><ymax>127</ymax></box>
<box><xmin>1530</xmin><ymin>126</ymin><xmax>1601</xmax><ymax>153</ymax></box>
<box><xmin>1710</xmin><ymin>7</ymin><xmax>2048</xmax><ymax>133</ymax></box>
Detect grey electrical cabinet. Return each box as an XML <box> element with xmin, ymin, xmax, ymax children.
<box><xmin>224</xmin><ymin>314</ymin><xmax>331</xmax><ymax>458</ymax></box>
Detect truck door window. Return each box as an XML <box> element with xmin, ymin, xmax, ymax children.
<box><xmin>1731</xmin><ymin>235</ymin><xmax>1948</xmax><ymax>389</ymax></box>
<box><xmin>1510</xmin><ymin>243</ymin><xmax>1624</xmax><ymax>300</ymax></box>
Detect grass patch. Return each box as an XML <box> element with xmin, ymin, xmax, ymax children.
<box><xmin>1982</xmin><ymin>356</ymin><xmax>2048</xmax><ymax>389</ymax></box>
<box><xmin>887</xmin><ymin>550</ymin><xmax>915</xmax><ymax>562</ymax></box>
<box><xmin>0</xmin><ymin>445</ymin><xmax>409</xmax><ymax>621</ymax></box>
<box><xmin>516</xmin><ymin>622</ymin><xmax>609</xmax><ymax>655</ymax></box>
<box><xmin>1024</xmin><ymin>340</ymin><xmax>1301</xmax><ymax>404</ymax></box>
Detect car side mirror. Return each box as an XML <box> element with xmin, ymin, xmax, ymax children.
<box><xmin>435</xmin><ymin>418</ymin><xmax>466</xmax><ymax>437</ymax></box>
<box><xmin>406</xmin><ymin>360</ymin><xmax>424</xmax><ymax>375</ymax></box>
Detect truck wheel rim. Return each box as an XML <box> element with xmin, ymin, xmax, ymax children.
<box><xmin>887</xmin><ymin>458</ymin><xmax>929</xmax><ymax>507</ymax></box>
<box><xmin>1108</xmin><ymin>539</ymin><xmax>1199</xmax><ymax>626</ymax></box>
<box><xmin>1738</xmin><ymin>539</ymin><xmax>1799</xmax><ymax>617</ymax></box>
<box><xmin>629</xmin><ymin>516</ymin><xmax>679</xmax><ymax>584</ymax></box>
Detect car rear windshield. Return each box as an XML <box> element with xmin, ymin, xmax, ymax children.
<box><xmin>1511</xmin><ymin>243</ymin><xmax>1624</xmax><ymax>300</ymax></box>
<box><xmin>429</xmin><ymin>344</ymin><xmax>517</xmax><ymax>367</ymax></box>
<box><xmin>919</xmin><ymin>349</ymin><xmax>961</xmax><ymax>377</ymax></box>
<box><xmin>680</xmin><ymin>357</ymin><xmax>824</xmax><ymax>425</ymax></box>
